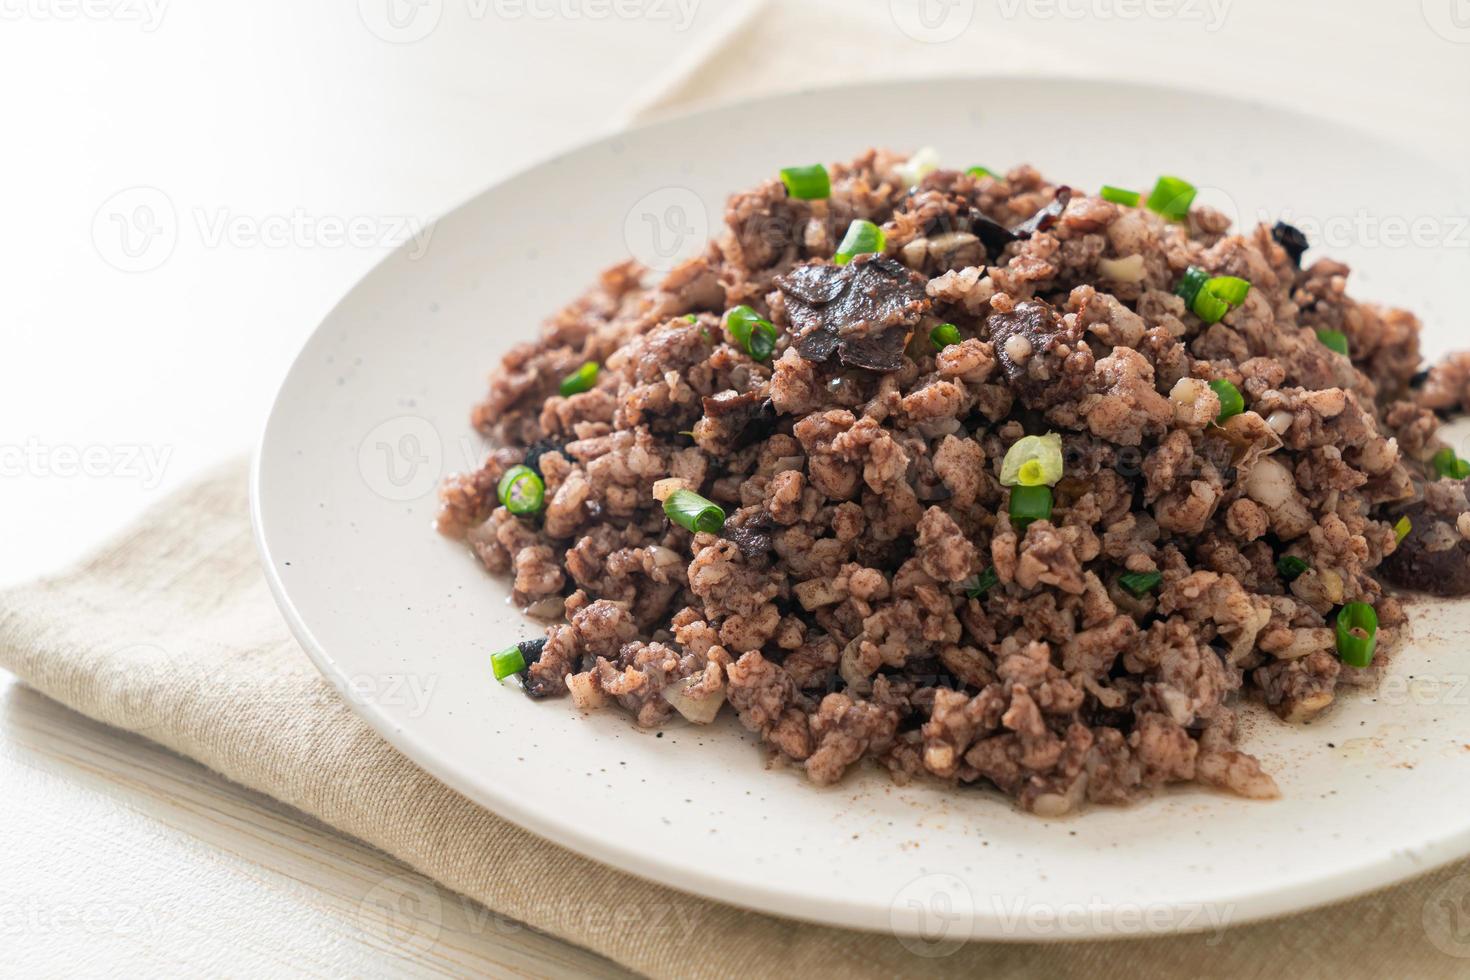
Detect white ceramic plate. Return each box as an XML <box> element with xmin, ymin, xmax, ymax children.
<box><xmin>253</xmin><ymin>77</ymin><xmax>1470</xmax><ymax>941</ymax></box>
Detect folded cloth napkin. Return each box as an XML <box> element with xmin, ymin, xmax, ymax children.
<box><xmin>2</xmin><ymin>459</ymin><xmax>1469</xmax><ymax>978</ymax></box>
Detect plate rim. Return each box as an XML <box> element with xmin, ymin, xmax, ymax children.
<box><xmin>250</xmin><ymin>73</ymin><xmax>1470</xmax><ymax>940</ymax></box>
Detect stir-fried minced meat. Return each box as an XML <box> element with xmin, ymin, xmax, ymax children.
<box><xmin>986</xmin><ymin>299</ymin><xmax>1090</xmax><ymax>410</ymax></box>
<box><xmin>1270</xmin><ymin>221</ymin><xmax>1310</xmax><ymax>268</ymax></box>
<box><xmin>775</xmin><ymin>254</ymin><xmax>929</xmax><ymax>371</ymax></box>
<box><xmin>1011</xmin><ymin>185</ymin><xmax>1072</xmax><ymax>238</ymax></box>
<box><xmin>693</xmin><ymin>389</ymin><xmax>773</xmax><ymax>455</ymax></box>
<box><xmin>439</xmin><ymin>149</ymin><xmax>1468</xmax><ymax>815</ymax></box>
<box><xmin>1380</xmin><ymin>478</ymin><xmax>1470</xmax><ymax>596</ymax></box>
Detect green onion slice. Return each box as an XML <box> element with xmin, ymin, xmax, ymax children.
<box><xmin>1000</xmin><ymin>433</ymin><xmax>1065</xmax><ymax>488</ymax></box>
<box><xmin>497</xmin><ymin>464</ymin><xmax>545</xmax><ymax>516</ymax></box>
<box><xmin>1316</xmin><ymin>329</ymin><xmax>1349</xmax><ymax>356</ymax></box>
<box><xmin>1009</xmin><ymin>484</ymin><xmax>1053</xmax><ymax>530</ymax></box>
<box><xmin>559</xmin><ymin>361</ymin><xmax>600</xmax><ymax>397</ymax></box>
<box><xmin>1174</xmin><ymin>266</ymin><xmax>1210</xmax><ymax>307</ymax></box>
<box><xmin>834</xmin><ymin>219</ymin><xmax>886</xmax><ymax>266</ymax></box>
<box><xmin>683</xmin><ymin>313</ymin><xmax>698</xmax><ymax>323</ymax></box>
<box><xmin>664</xmin><ymin>488</ymin><xmax>726</xmax><ymax>534</ymax></box>
<box><xmin>1335</xmin><ymin>602</ymin><xmax>1378</xmax><ymax>668</ymax></box>
<box><xmin>930</xmin><ymin>323</ymin><xmax>962</xmax><ymax>350</ymax></box>
<box><xmin>1205</xmin><ymin>275</ymin><xmax>1251</xmax><ymax>306</ymax></box>
<box><xmin>779</xmin><ymin>164</ymin><xmax>830</xmax><ymax>201</ymax></box>
<box><xmin>967</xmin><ymin>166</ymin><xmax>996</xmax><ymax>180</ymax></box>
<box><xmin>1277</xmin><ymin>555</ymin><xmax>1310</xmax><ymax>580</ymax></box>
<box><xmin>965</xmin><ymin>567</ymin><xmax>999</xmax><ymax>598</ymax></box>
<box><xmin>491</xmin><ymin>646</ymin><xmax>527</xmax><ymax>681</ymax></box>
<box><xmin>1190</xmin><ymin>277</ymin><xmax>1251</xmax><ymax>325</ymax></box>
<box><xmin>1119</xmin><ymin>571</ymin><xmax>1163</xmax><ymax>596</ymax></box>
<box><xmin>726</xmin><ymin>305</ymin><xmax>779</xmax><ymax>362</ymax></box>
<box><xmin>1192</xmin><ymin>288</ymin><xmax>1229</xmax><ymax>324</ymax></box>
<box><xmin>1099</xmin><ymin>185</ymin><xmax>1140</xmax><ymax>207</ymax></box>
<box><xmin>1431</xmin><ymin>447</ymin><xmax>1470</xmax><ymax>480</ymax></box>
<box><xmin>1209</xmin><ymin>378</ymin><xmax>1244</xmax><ymax>423</ymax></box>
<box><xmin>1146</xmin><ymin>175</ymin><xmax>1197</xmax><ymax>221</ymax></box>
<box><xmin>1393</xmin><ymin>515</ymin><xmax>1412</xmax><ymax>545</ymax></box>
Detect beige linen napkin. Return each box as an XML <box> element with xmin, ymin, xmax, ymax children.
<box><xmin>3</xmin><ymin>460</ymin><xmax>1470</xmax><ymax>978</ymax></box>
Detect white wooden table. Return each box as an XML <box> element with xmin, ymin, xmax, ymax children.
<box><xmin>0</xmin><ymin>677</ymin><xmax>634</xmax><ymax>976</ymax></box>
<box><xmin>3</xmin><ymin>1</ymin><xmax>1466</xmax><ymax>975</ymax></box>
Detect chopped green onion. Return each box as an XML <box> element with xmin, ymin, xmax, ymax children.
<box><xmin>1277</xmin><ymin>555</ymin><xmax>1310</xmax><ymax>580</ymax></box>
<box><xmin>1009</xmin><ymin>485</ymin><xmax>1053</xmax><ymax>530</ymax></box>
<box><xmin>1335</xmin><ymin>602</ymin><xmax>1378</xmax><ymax>668</ymax></box>
<box><xmin>1394</xmin><ymin>515</ymin><xmax>1412</xmax><ymax>545</ymax></box>
<box><xmin>1190</xmin><ymin>277</ymin><xmax>1251</xmax><ymax>325</ymax></box>
<box><xmin>965</xmin><ymin>567</ymin><xmax>999</xmax><ymax>598</ymax></box>
<box><xmin>491</xmin><ymin>646</ymin><xmax>526</xmax><ymax>681</ymax></box>
<box><xmin>664</xmin><ymin>488</ymin><xmax>725</xmax><ymax>534</ymax></box>
<box><xmin>1316</xmin><ymin>329</ymin><xmax>1349</xmax><ymax>356</ymax></box>
<box><xmin>1431</xmin><ymin>447</ymin><xmax>1470</xmax><ymax>479</ymax></box>
<box><xmin>1209</xmin><ymin>378</ymin><xmax>1244</xmax><ymax>423</ymax></box>
<box><xmin>1146</xmin><ymin>175</ymin><xmax>1197</xmax><ymax>221</ymax></box>
<box><xmin>779</xmin><ymin>164</ymin><xmax>830</xmax><ymax>201</ymax></box>
<box><xmin>1205</xmin><ymin>275</ymin><xmax>1251</xmax><ymax>306</ymax></box>
<box><xmin>683</xmin><ymin>313</ymin><xmax>698</xmax><ymax>323</ymax></box>
<box><xmin>1119</xmin><ymin>571</ymin><xmax>1163</xmax><ymax>597</ymax></box>
<box><xmin>967</xmin><ymin>166</ymin><xmax>996</xmax><ymax>180</ymax></box>
<box><xmin>1192</xmin><ymin>287</ymin><xmax>1230</xmax><ymax>324</ymax></box>
<box><xmin>1174</xmin><ymin>265</ymin><xmax>1210</xmax><ymax>307</ymax></box>
<box><xmin>497</xmin><ymin>464</ymin><xmax>545</xmax><ymax>516</ymax></box>
<box><xmin>834</xmin><ymin>219</ymin><xmax>886</xmax><ymax>265</ymax></box>
<box><xmin>726</xmin><ymin>305</ymin><xmax>779</xmax><ymax>362</ymax></box>
<box><xmin>1099</xmin><ymin>185</ymin><xmax>1140</xmax><ymax>207</ymax></box>
<box><xmin>559</xmin><ymin>361</ymin><xmax>599</xmax><ymax>396</ymax></box>
<box><xmin>930</xmin><ymin>322</ymin><xmax>962</xmax><ymax>350</ymax></box>
<box><xmin>1000</xmin><ymin>433</ymin><xmax>1065</xmax><ymax>488</ymax></box>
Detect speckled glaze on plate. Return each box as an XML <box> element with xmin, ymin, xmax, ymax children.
<box><xmin>252</xmin><ymin>77</ymin><xmax>1470</xmax><ymax>940</ymax></box>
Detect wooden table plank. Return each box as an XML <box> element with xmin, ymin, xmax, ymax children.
<box><xmin>0</xmin><ymin>674</ymin><xmax>636</xmax><ymax>979</ymax></box>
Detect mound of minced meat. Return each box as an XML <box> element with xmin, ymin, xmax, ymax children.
<box><xmin>438</xmin><ymin>149</ymin><xmax>1470</xmax><ymax>814</ymax></box>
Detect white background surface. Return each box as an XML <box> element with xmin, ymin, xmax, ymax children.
<box><xmin>2</xmin><ymin>0</ymin><xmax>1468</xmax><ymax>975</ymax></box>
